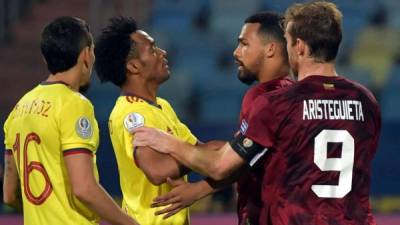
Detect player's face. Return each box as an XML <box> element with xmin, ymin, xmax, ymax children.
<box><xmin>233</xmin><ymin>23</ymin><xmax>265</xmax><ymax>85</ymax></box>
<box><xmin>285</xmin><ymin>22</ymin><xmax>299</xmax><ymax>78</ymax></box>
<box><xmin>131</xmin><ymin>30</ymin><xmax>170</xmax><ymax>84</ymax></box>
<box><xmin>80</xmin><ymin>44</ymin><xmax>95</xmax><ymax>93</ymax></box>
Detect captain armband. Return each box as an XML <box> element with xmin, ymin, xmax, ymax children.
<box><xmin>229</xmin><ymin>133</ymin><xmax>268</xmax><ymax>167</ymax></box>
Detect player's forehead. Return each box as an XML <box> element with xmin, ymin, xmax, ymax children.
<box><xmin>238</xmin><ymin>23</ymin><xmax>261</xmax><ymax>41</ymax></box>
<box><xmin>130</xmin><ymin>30</ymin><xmax>154</xmax><ymax>47</ymax></box>
<box><xmin>283</xmin><ymin>21</ymin><xmax>293</xmax><ymax>38</ymax></box>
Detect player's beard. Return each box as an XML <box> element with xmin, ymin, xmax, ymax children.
<box><xmin>237</xmin><ymin>69</ymin><xmax>257</xmax><ymax>85</ymax></box>
<box><xmin>237</xmin><ymin>53</ymin><xmax>264</xmax><ymax>85</ymax></box>
<box><xmin>79</xmin><ymin>83</ymin><xmax>91</xmax><ymax>94</ymax></box>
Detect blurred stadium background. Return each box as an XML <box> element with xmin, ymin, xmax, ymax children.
<box><xmin>0</xmin><ymin>0</ymin><xmax>399</xmax><ymax>224</ymax></box>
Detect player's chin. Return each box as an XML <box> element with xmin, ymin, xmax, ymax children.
<box><xmin>237</xmin><ymin>72</ymin><xmax>256</xmax><ymax>85</ymax></box>
<box><xmin>158</xmin><ymin>71</ymin><xmax>170</xmax><ymax>83</ymax></box>
<box><xmin>163</xmin><ymin>67</ymin><xmax>170</xmax><ymax>77</ymax></box>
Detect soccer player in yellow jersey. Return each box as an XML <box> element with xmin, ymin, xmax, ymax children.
<box><xmin>94</xmin><ymin>17</ymin><xmax>223</xmax><ymax>225</ymax></box>
<box><xmin>3</xmin><ymin>17</ymin><xmax>138</xmax><ymax>225</ymax></box>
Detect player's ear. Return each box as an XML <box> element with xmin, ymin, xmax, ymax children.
<box><xmin>126</xmin><ymin>58</ymin><xmax>141</xmax><ymax>75</ymax></box>
<box><xmin>79</xmin><ymin>46</ymin><xmax>91</xmax><ymax>69</ymax></box>
<box><xmin>296</xmin><ymin>38</ymin><xmax>306</xmax><ymax>57</ymax></box>
<box><xmin>264</xmin><ymin>42</ymin><xmax>276</xmax><ymax>58</ymax></box>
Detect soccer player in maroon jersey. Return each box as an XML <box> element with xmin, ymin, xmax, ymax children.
<box><xmin>133</xmin><ymin>2</ymin><xmax>380</xmax><ymax>225</ymax></box>
<box><xmin>144</xmin><ymin>12</ymin><xmax>293</xmax><ymax>224</ymax></box>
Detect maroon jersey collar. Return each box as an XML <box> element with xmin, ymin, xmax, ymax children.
<box><xmin>299</xmin><ymin>75</ymin><xmax>344</xmax><ymax>83</ymax></box>
<box><xmin>257</xmin><ymin>75</ymin><xmax>293</xmax><ymax>89</ymax></box>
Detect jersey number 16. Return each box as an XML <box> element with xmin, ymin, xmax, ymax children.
<box><xmin>13</xmin><ymin>132</ymin><xmax>53</xmax><ymax>205</ymax></box>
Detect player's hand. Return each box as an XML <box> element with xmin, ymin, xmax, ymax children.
<box><xmin>132</xmin><ymin>126</ymin><xmax>172</xmax><ymax>154</ymax></box>
<box><xmin>151</xmin><ymin>178</ymin><xmax>202</xmax><ymax>219</ymax></box>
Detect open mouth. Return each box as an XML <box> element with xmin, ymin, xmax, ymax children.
<box><xmin>235</xmin><ymin>60</ymin><xmax>244</xmax><ymax>70</ymax></box>
<box><xmin>162</xmin><ymin>59</ymin><xmax>169</xmax><ymax>68</ymax></box>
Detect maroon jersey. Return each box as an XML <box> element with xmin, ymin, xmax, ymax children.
<box><xmin>237</xmin><ymin>77</ymin><xmax>293</xmax><ymax>225</ymax></box>
<box><xmin>238</xmin><ymin>76</ymin><xmax>380</xmax><ymax>225</ymax></box>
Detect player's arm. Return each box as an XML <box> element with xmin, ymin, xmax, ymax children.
<box><xmin>151</xmin><ymin>170</ymin><xmax>242</xmax><ymax>218</ymax></box>
<box><xmin>198</xmin><ymin>140</ymin><xmax>226</xmax><ymax>150</ymax></box>
<box><xmin>133</xmin><ymin>127</ymin><xmax>248</xmax><ymax>180</ymax></box>
<box><xmin>150</xmin><ymin>178</ymin><xmax>217</xmax><ymax>218</ymax></box>
<box><xmin>136</xmin><ymin>97</ymin><xmax>276</xmax><ymax>180</ymax></box>
<box><xmin>3</xmin><ymin>151</ymin><xmax>22</xmax><ymax>209</ymax></box>
<box><xmin>64</xmin><ymin>151</ymin><xmax>139</xmax><ymax>225</ymax></box>
<box><xmin>135</xmin><ymin>146</ymin><xmax>184</xmax><ymax>185</ymax></box>
<box><xmin>135</xmin><ymin>140</ymin><xmax>225</xmax><ymax>185</ymax></box>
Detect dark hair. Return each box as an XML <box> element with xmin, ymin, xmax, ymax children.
<box><xmin>94</xmin><ymin>17</ymin><xmax>138</xmax><ymax>87</ymax></box>
<box><xmin>245</xmin><ymin>11</ymin><xmax>286</xmax><ymax>45</ymax></box>
<box><xmin>40</xmin><ymin>16</ymin><xmax>92</xmax><ymax>74</ymax></box>
<box><xmin>284</xmin><ymin>1</ymin><xmax>343</xmax><ymax>62</ymax></box>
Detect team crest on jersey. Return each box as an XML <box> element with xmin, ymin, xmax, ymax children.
<box><xmin>75</xmin><ymin>117</ymin><xmax>93</xmax><ymax>139</ymax></box>
<box><xmin>240</xmin><ymin>119</ymin><xmax>248</xmax><ymax>134</ymax></box>
<box><xmin>124</xmin><ymin>113</ymin><xmax>145</xmax><ymax>132</ymax></box>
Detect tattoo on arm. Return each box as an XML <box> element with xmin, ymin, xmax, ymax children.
<box><xmin>4</xmin><ymin>155</ymin><xmax>22</xmax><ymax>209</ymax></box>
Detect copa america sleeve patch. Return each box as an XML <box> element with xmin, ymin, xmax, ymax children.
<box><xmin>229</xmin><ymin>133</ymin><xmax>268</xmax><ymax>167</ymax></box>
<box><xmin>75</xmin><ymin>117</ymin><xmax>93</xmax><ymax>139</ymax></box>
<box><xmin>124</xmin><ymin>113</ymin><xmax>145</xmax><ymax>132</ymax></box>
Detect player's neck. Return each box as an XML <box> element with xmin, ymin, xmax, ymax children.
<box><xmin>45</xmin><ymin>69</ymin><xmax>81</xmax><ymax>92</ymax></box>
<box><xmin>258</xmin><ymin>60</ymin><xmax>290</xmax><ymax>83</ymax></box>
<box><xmin>121</xmin><ymin>79</ymin><xmax>158</xmax><ymax>103</ymax></box>
<box><xmin>297</xmin><ymin>60</ymin><xmax>337</xmax><ymax>81</ymax></box>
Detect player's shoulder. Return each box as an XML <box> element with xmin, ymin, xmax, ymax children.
<box><xmin>156</xmin><ymin>97</ymin><xmax>178</xmax><ymax>115</ymax></box>
<box><xmin>250</xmin><ymin>82</ymin><xmax>296</xmax><ymax>114</ymax></box>
<box><xmin>40</xmin><ymin>83</ymin><xmax>94</xmax><ymax>108</ymax></box>
<box><xmin>243</xmin><ymin>77</ymin><xmax>294</xmax><ymax>101</ymax></box>
<box><xmin>250</xmin><ymin>91</ymin><xmax>276</xmax><ymax>113</ymax></box>
<box><xmin>111</xmin><ymin>96</ymin><xmax>154</xmax><ymax>119</ymax></box>
<box><xmin>156</xmin><ymin>97</ymin><xmax>173</xmax><ymax>109</ymax></box>
<box><xmin>279</xmin><ymin>77</ymin><xmax>295</xmax><ymax>86</ymax></box>
<box><xmin>243</xmin><ymin>84</ymin><xmax>263</xmax><ymax>100</ymax></box>
<box><xmin>339</xmin><ymin>76</ymin><xmax>379</xmax><ymax>104</ymax></box>
<box><xmin>64</xmin><ymin>90</ymin><xmax>94</xmax><ymax>110</ymax></box>
<box><xmin>16</xmin><ymin>84</ymin><xmax>42</xmax><ymax>102</ymax></box>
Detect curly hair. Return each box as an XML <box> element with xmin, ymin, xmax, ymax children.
<box><xmin>94</xmin><ymin>17</ymin><xmax>138</xmax><ymax>87</ymax></box>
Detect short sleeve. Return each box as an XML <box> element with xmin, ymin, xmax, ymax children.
<box><xmin>59</xmin><ymin>97</ymin><xmax>99</xmax><ymax>152</ymax></box>
<box><xmin>120</xmin><ymin>107</ymin><xmax>164</xmax><ymax>162</ymax></box>
<box><xmin>3</xmin><ymin>109</ymin><xmax>15</xmax><ymax>151</ymax></box>
<box><xmin>158</xmin><ymin>98</ymin><xmax>197</xmax><ymax>145</ymax></box>
<box><xmin>122</xmin><ymin>109</ymin><xmax>162</xmax><ymax>134</ymax></box>
<box><xmin>229</xmin><ymin>96</ymin><xmax>278</xmax><ymax>167</ymax></box>
<box><xmin>176</xmin><ymin>121</ymin><xmax>197</xmax><ymax>145</ymax></box>
<box><xmin>242</xmin><ymin>96</ymin><xmax>278</xmax><ymax>148</ymax></box>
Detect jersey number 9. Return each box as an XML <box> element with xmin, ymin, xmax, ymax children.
<box><xmin>312</xmin><ymin>129</ymin><xmax>354</xmax><ymax>198</ymax></box>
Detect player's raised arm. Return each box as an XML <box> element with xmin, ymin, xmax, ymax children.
<box><xmin>3</xmin><ymin>151</ymin><xmax>22</xmax><ymax>209</ymax></box>
<box><xmin>64</xmin><ymin>152</ymin><xmax>140</xmax><ymax>225</ymax></box>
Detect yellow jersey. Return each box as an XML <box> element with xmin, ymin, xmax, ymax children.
<box><xmin>3</xmin><ymin>81</ymin><xmax>100</xmax><ymax>225</ymax></box>
<box><xmin>109</xmin><ymin>95</ymin><xmax>197</xmax><ymax>225</ymax></box>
